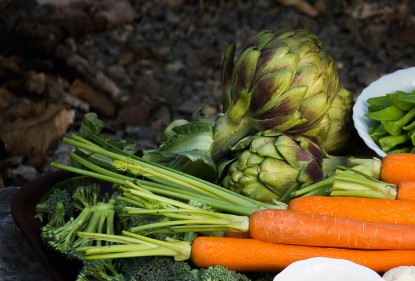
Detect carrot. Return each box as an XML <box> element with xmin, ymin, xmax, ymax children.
<box><xmin>248</xmin><ymin>209</ymin><xmax>415</xmax><ymax>250</ymax></box>
<box><xmin>397</xmin><ymin>180</ymin><xmax>415</xmax><ymax>200</ymax></box>
<box><xmin>288</xmin><ymin>196</ymin><xmax>415</xmax><ymax>225</ymax></box>
<box><xmin>191</xmin><ymin>236</ymin><xmax>415</xmax><ymax>273</ymax></box>
<box><xmin>381</xmin><ymin>153</ymin><xmax>415</xmax><ymax>184</ymax></box>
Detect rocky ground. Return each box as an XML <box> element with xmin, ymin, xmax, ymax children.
<box><xmin>1</xmin><ymin>0</ymin><xmax>415</xmax><ymax>280</ymax></box>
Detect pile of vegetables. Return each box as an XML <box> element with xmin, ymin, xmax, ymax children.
<box><xmin>34</xmin><ymin>28</ymin><xmax>415</xmax><ymax>280</ymax></box>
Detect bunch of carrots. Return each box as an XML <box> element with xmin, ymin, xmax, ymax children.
<box><xmin>192</xmin><ymin>153</ymin><xmax>415</xmax><ymax>273</ymax></box>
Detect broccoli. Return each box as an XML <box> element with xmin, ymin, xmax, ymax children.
<box><xmin>119</xmin><ymin>256</ymin><xmax>200</xmax><ymax>281</ymax></box>
<box><xmin>200</xmin><ymin>265</ymin><xmax>251</xmax><ymax>281</ymax></box>
<box><xmin>39</xmin><ymin>201</ymin><xmax>67</xmax><ymax>239</ymax></box>
<box><xmin>35</xmin><ymin>187</ymin><xmax>74</xmax><ymax>222</ymax></box>
<box><xmin>41</xmin><ymin>196</ymin><xmax>117</xmax><ymax>259</ymax></box>
<box><xmin>76</xmin><ymin>259</ymin><xmax>126</xmax><ymax>281</ymax></box>
<box><xmin>72</xmin><ymin>183</ymin><xmax>101</xmax><ymax>211</ymax></box>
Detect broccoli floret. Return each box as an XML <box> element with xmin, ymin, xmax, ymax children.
<box><xmin>35</xmin><ymin>188</ymin><xmax>74</xmax><ymax>222</ymax></box>
<box><xmin>44</xmin><ymin>201</ymin><xmax>66</xmax><ymax>229</ymax></box>
<box><xmin>200</xmin><ymin>265</ymin><xmax>251</xmax><ymax>281</ymax></box>
<box><xmin>119</xmin><ymin>256</ymin><xmax>200</xmax><ymax>281</ymax></box>
<box><xmin>40</xmin><ymin>196</ymin><xmax>117</xmax><ymax>259</ymax></box>
<box><xmin>72</xmin><ymin>183</ymin><xmax>101</xmax><ymax>211</ymax></box>
<box><xmin>76</xmin><ymin>259</ymin><xmax>126</xmax><ymax>281</ymax></box>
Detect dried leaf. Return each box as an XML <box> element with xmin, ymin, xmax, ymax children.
<box><xmin>70</xmin><ymin>79</ymin><xmax>116</xmax><ymax>117</ymax></box>
<box><xmin>276</xmin><ymin>0</ymin><xmax>319</xmax><ymax>17</ymax></box>
<box><xmin>0</xmin><ymin>103</ymin><xmax>74</xmax><ymax>159</ymax></box>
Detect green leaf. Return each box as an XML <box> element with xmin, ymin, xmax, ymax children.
<box><xmin>142</xmin><ymin>110</ymin><xmax>216</xmax><ymax>182</ymax></box>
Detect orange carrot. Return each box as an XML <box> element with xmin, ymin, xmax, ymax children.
<box><xmin>248</xmin><ymin>209</ymin><xmax>415</xmax><ymax>250</ymax></box>
<box><xmin>288</xmin><ymin>196</ymin><xmax>415</xmax><ymax>225</ymax></box>
<box><xmin>381</xmin><ymin>153</ymin><xmax>415</xmax><ymax>184</ymax></box>
<box><xmin>191</xmin><ymin>236</ymin><xmax>415</xmax><ymax>273</ymax></box>
<box><xmin>397</xmin><ymin>180</ymin><xmax>415</xmax><ymax>200</ymax></box>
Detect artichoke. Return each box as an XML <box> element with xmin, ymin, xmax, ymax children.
<box><xmin>211</xmin><ymin>29</ymin><xmax>340</xmax><ymax>162</ymax></box>
<box><xmin>301</xmin><ymin>87</ymin><xmax>354</xmax><ymax>154</ymax></box>
<box><xmin>219</xmin><ymin>130</ymin><xmax>339</xmax><ymax>203</ymax></box>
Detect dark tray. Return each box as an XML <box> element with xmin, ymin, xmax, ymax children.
<box><xmin>11</xmin><ymin>170</ymin><xmax>82</xmax><ymax>281</ymax></box>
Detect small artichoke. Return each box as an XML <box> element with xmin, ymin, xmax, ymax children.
<box><xmin>211</xmin><ymin>29</ymin><xmax>340</xmax><ymax>162</ymax></box>
<box><xmin>301</xmin><ymin>87</ymin><xmax>354</xmax><ymax>154</ymax></box>
<box><xmin>219</xmin><ymin>130</ymin><xmax>331</xmax><ymax>203</ymax></box>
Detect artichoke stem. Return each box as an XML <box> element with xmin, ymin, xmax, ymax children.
<box><xmin>211</xmin><ymin>116</ymin><xmax>255</xmax><ymax>163</ymax></box>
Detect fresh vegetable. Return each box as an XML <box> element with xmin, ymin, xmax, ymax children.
<box><xmin>301</xmin><ymin>87</ymin><xmax>354</xmax><ymax>154</ymax></box>
<box><xmin>51</xmin><ymin>132</ymin><xmax>285</xmax><ymax>216</ymax></box>
<box><xmin>291</xmin><ymin>157</ymin><xmax>396</xmax><ymax>199</ymax></box>
<box><xmin>381</xmin><ymin>153</ymin><xmax>415</xmax><ymax>184</ymax></box>
<box><xmin>288</xmin><ymin>196</ymin><xmax>415</xmax><ymax>225</ymax></box>
<box><xmin>40</xmin><ymin>184</ymin><xmax>116</xmax><ymax>259</ymax></box>
<box><xmin>248</xmin><ymin>209</ymin><xmax>415</xmax><ymax>250</ymax></box>
<box><xmin>140</xmin><ymin>109</ymin><xmax>217</xmax><ymax>182</ymax></box>
<box><xmin>118</xmin><ymin>256</ymin><xmax>201</xmax><ymax>281</ymax></box>
<box><xmin>76</xmin><ymin>259</ymin><xmax>125</xmax><ymax>281</ymax></box>
<box><xmin>397</xmin><ymin>181</ymin><xmax>415</xmax><ymax>200</ymax></box>
<box><xmin>72</xmin><ymin>183</ymin><xmax>101</xmax><ymax>210</ymax></box>
<box><xmin>219</xmin><ymin>130</ymin><xmax>340</xmax><ymax>203</ymax></box>
<box><xmin>199</xmin><ymin>264</ymin><xmax>251</xmax><ymax>281</ymax></box>
<box><xmin>211</xmin><ymin>28</ymin><xmax>343</xmax><ymax>162</ymax></box>
<box><xmin>365</xmin><ymin>89</ymin><xmax>415</xmax><ymax>154</ymax></box>
<box><xmin>75</xmin><ymin>232</ymin><xmax>415</xmax><ymax>273</ymax></box>
<box><xmin>35</xmin><ymin>187</ymin><xmax>74</xmax><ymax>222</ymax></box>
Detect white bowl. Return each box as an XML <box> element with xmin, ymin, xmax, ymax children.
<box><xmin>353</xmin><ymin>67</ymin><xmax>415</xmax><ymax>157</ymax></box>
<box><xmin>273</xmin><ymin>257</ymin><xmax>383</xmax><ymax>281</ymax></box>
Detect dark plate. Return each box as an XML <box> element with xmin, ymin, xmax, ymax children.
<box><xmin>11</xmin><ymin>170</ymin><xmax>82</xmax><ymax>281</ymax></box>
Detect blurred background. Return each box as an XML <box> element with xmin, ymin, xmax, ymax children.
<box><xmin>1</xmin><ymin>0</ymin><xmax>415</xmax><ymax>280</ymax></box>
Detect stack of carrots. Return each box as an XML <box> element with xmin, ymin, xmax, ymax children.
<box><xmin>190</xmin><ymin>153</ymin><xmax>415</xmax><ymax>274</ymax></box>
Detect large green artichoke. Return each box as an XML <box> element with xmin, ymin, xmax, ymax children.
<box><xmin>219</xmin><ymin>131</ymin><xmax>338</xmax><ymax>203</ymax></box>
<box><xmin>211</xmin><ymin>29</ymin><xmax>340</xmax><ymax>162</ymax></box>
<box><xmin>301</xmin><ymin>87</ymin><xmax>354</xmax><ymax>154</ymax></box>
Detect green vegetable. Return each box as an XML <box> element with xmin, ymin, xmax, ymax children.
<box><xmin>141</xmin><ymin>109</ymin><xmax>217</xmax><ymax>182</ymax></box>
<box><xmin>35</xmin><ymin>188</ymin><xmax>74</xmax><ymax>222</ymax></box>
<box><xmin>199</xmin><ymin>264</ymin><xmax>251</xmax><ymax>281</ymax></box>
<box><xmin>40</xmin><ymin>193</ymin><xmax>117</xmax><ymax>259</ymax></box>
<box><xmin>76</xmin><ymin>259</ymin><xmax>125</xmax><ymax>281</ymax></box>
<box><xmin>218</xmin><ymin>130</ymin><xmax>341</xmax><ymax>203</ymax></box>
<box><xmin>301</xmin><ymin>87</ymin><xmax>354</xmax><ymax>154</ymax></box>
<box><xmin>211</xmin><ymin>28</ymin><xmax>341</xmax><ymax>162</ymax></box>
<box><xmin>72</xmin><ymin>183</ymin><xmax>101</xmax><ymax>211</ymax></box>
<box><xmin>291</xmin><ymin>157</ymin><xmax>397</xmax><ymax>199</ymax></box>
<box><xmin>119</xmin><ymin>256</ymin><xmax>200</xmax><ymax>281</ymax></box>
<box><xmin>51</xmin><ymin>133</ymin><xmax>285</xmax><ymax>216</ymax></box>
<box><xmin>365</xmin><ymin>89</ymin><xmax>415</xmax><ymax>154</ymax></box>
<box><xmin>118</xmin><ymin>181</ymin><xmax>250</xmax><ymax>235</ymax></box>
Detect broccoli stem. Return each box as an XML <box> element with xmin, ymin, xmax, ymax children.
<box><xmin>65</xmin><ymin>135</ymin><xmax>277</xmax><ymax>207</ymax></box>
<box><xmin>76</xmin><ymin>231</ymin><xmax>192</xmax><ymax>262</ymax></box>
<box><xmin>291</xmin><ymin>177</ymin><xmax>334</xmax><ymax>197</ymax></box>
<box><xmin>125</xmin><ymin>208</ymin><xmax>249</xmax><ymax>233</ymax></box>
<box><xmin>55</xmin><ymin>134</ymin><xmax>285</xmax><ymax>214</ymax></box>
<box><xmin>119</xmin><ymin>181</ymin><xmax>250</xmax><ymax>234</ymax></box>
<box><xmin>331</xmin><ymin>169</ymin><xmax>397</xmax><ymax>199</ymax></box>
<box><xmin>291</xmin><ymin>159</ymin><xmax>396</xmax><ymax>200</ymax></box>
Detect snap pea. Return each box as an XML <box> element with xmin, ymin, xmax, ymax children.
<box><xmin>365</xmin><ymin>89</ymin><xmax>415</xmax><ymax>154</ymax></box>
